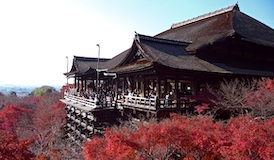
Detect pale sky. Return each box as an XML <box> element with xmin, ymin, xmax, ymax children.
<box><xmin>0</xmin><ymin>0</ymin><xmax>273</xmax><ymax>86</ymax></box>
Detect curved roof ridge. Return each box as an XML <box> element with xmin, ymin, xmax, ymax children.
<box><xmin>136</xmin><ymin>33</ymin><xmax>190</xmax><ymax>45</ymax></box>
<box><xmin>171</xmin><ymin>4</ymin><xmax>239</xmax><ymax>29</ymax></box>
<box><xmin>74</xmin><ymin>55</ymin><xmax>110</xmax><ymax>62</ymax></box>
<box><xmin>74</xmin><ymin>55</ymin><xmax>97</xmax><ymax>61</ymax></box>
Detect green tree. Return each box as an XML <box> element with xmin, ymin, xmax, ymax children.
<box><xmin>30</xmin><ymin>86</ymin><xmax>57</xmax><ymax>96</ymax></box>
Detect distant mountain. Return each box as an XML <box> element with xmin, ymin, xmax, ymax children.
<box><xmin>0</xmin><ymin>84</ymin><xmax>62</xmax><ymax>97</ymax></box>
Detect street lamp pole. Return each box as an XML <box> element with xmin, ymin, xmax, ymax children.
<box><xmin>96</xmin><ymin>44</ymin><xmax>100</xmax><ymax>93</ymax></box>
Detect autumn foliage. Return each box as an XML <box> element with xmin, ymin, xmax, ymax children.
<box><xmin>84</xmin><ymin>114</ymin><xmax>274</xmax><ymax>160</ymax></box>
<box><xmin>0</xmin><ymin>91</ymin><xmax>83</xmax><ymax>159</ymax></box>
<box><xmin>84</xmin><ymin>79</ymin><xmax>274</xmax><ymax>160</ymax></box>
<box><xmin>1</xmin><ymin>79</ymin><xmax>274</xmax><ymax>160</ymax></box>
<box><xmin>0</xmin><ymin>104</ymin><xmax>31</xmax><ymax>132</ymax></box>
<box><xmin>187</xmin><ymin>78</ymin><xmax>274</xmax><ymax>119</ymax></box>
<box><xmin>0</xmin><ymin>131</ymin><xmax>34</xmax><ymax>159</ymax></box>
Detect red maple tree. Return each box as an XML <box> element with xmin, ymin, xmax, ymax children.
<box><xmin>84</xmin><ymin>114</ymin><xmax>274</xmax><ymax>160</ymax></box>
<box><xmin>0</xmin><ymin>131</ymin><xmax>34</xmax><ymax>159</ymax></box>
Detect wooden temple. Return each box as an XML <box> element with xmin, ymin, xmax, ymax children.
<box><xmin>60</xmin><ymin>4</ymin><xmax>274</xmax><ymax>143</ymax></box>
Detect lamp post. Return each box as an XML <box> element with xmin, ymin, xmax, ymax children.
<box><xmin>96</xmin><ymin>44</ymin><xmax>100</xmax><ymax>93</ymax></box>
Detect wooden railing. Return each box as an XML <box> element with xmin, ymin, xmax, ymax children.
<box><xmin>123</xmin><ymin>96</ymin><xmax>157</xmax><ymax>110</ymax></box>
<box><xmin>63</xmin><ymin>93</ymin><xmax>193</xmax><ymax>112</ymax></box>
<box><xmin>122</xmin><ymin>96</ymin><xmax>193</xmax><ymax>110</ymax></box>
<box><xmin>63</xmin><ymin>93</ymin><xmax>98</xmax><ymax>111</ymax></box>
<box><xmin>158</xmin><ymin>98</ymin><xmax>192</xmax><ymax>108</ymax></box>
<box><xmin>65</xmin><ymin>93</ymin><xmax>97</xmax><ymax>106</ymax></box>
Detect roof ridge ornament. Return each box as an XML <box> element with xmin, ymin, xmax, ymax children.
<box><xmin>171</xmin><ymin>4</ymin><xmax>239</xmax><ymax>29</ymax></box>
<box><xmin>134</xmin><ymin>31</ymin><xmax>140</xmax><ymax>43</ymax></box>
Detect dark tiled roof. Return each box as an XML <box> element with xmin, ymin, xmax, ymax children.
<box><xmin>65</xmin><ymin>56</ymin><xmax>110</xmax><ymax>76</ymax></box>
<box><xmin>101</xmin><ymin>49</ymin><xmax>130</xmax><ymax>70</ymax></box>
<box><xmin>156</xmin><ymin>4</ymin><xmax>274</xmax><ymax>51</ymax></box>
<box><xmin>66</xmin><ymin>4</ymin><xmax>274</xmax><ymax>78</ymax></box>
<box><xmin>233</xmin><ymin>11</ymin><xmax>274</xmax><ymax>47</ymax></box>
<box><xmin>109</xmin><ymin>60</ymin><xmax>153</xmax><ymax>73</ymax></box>
<box><xmin>138</xmin><ymin>34</ymin><xmax>231</xmax><ymax>73</ymax></box>
<box><xmin>114</xmin><ymin>34</ymin><xmax>274</xmax><ymax>77</ymax></box>
<box><xmin>138</xmin><ymin>34</ymin><xmax>210</xmax><ymax>71</ymax></box>
<box><xmin>109</xmin><ymin>34</ymin><xmax>227</xmax><ymax>74</ymax></box>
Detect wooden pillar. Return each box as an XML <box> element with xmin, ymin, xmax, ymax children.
<box><xmin>77</xmin><ymin>77</ymin><xmax>80</xmax><ymax>89</ymax></box>
<box><xmin>115</xmin><ymin>75</ymin><xmax>119</xmax><ymax>100</ymax></box>
<box><xmin>156</xmin><ymin>77</ymin><xmax>161</xmax><ymax>110</ymax></box>
<box><xmin>84</xmin><ymin>79</ymin><xmax>87</xmax><ymax>90</ymax></box>
<box><xmin>135</xmin><ymin>80</ymin><xmax>138</xmax><ymax>91</ymax></box>
<box><xmin>145</xmin><ymin>79</ymin><xmax>148</xmax><ymax>97</ymax></box>
<box><xmin>164</xmin><ymin>79</ymin><xmax>167</xmax><ymax>96</ymax></box>
<box><xmin>74</xmin><ymin>77</ymin><xmax>77</xmax><ymax>88</ymax></box>
<box><xmin>193</xmin><ymin>80</ymin><xmax>199</xmax><ymax>96</ymax></box>
<box><xmin>141</xmin><ymin>77</ymin><xmax>145</xmax><ymax>97</ymax></box>
<box><xmin>121</xmin><ymin>77</ymin><xmax>125</xmax><ymax>95</ymax></box>
<box><xmin>183</xmin><ymin>83</ymin><xmax>186</xmax><ymax>93</ymax></box>
<box><xmin>81</xmin><ymin>78</ymin><xmax>84</xmax><ymax>90</ymax></box>
<box><xmin>175</xmin><ymin>79</ymin><xmax>179</xmax><ymax>109</ymax></box>
<box><xmin>156</xmin><ymin>77</ymin><xmax>161</xmax><ymax>98</ymax></box>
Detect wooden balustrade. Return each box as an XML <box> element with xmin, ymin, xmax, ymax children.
<box><xmin>65</xmin><ymin>93</ymin><xmax>97</xmax><ymax>105</ymax></box>
<box><xmin>63</xmin><ymin>93</ymin><xmax>98</xmax><ymax>111</ymax></box>
<box><xmin>123</xmin><ymin>96</ymin><xmax>193</xmax><ymax>110</ymax></box>
<box><xmin>64</xmin><ymin>93</ymin><xmax>190</xmax><ymax>112</ymax></box>
<box><xmin>123</xmin><ymin>96</ymin><xmax>157</xmax><ymax>110</ymax></box>
<box><xmin>63</xmin><ymin>93</ymin><xmax>195</xmax><ymax>144</ymax></box>
<box><xmin>63</xmin><ymin>92</ymin><xmax>118</xmax><ymax>111</ymax></box>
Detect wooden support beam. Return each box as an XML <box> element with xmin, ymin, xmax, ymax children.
<box><xmin>175</xmin><ymin>79</ymin><xmax>179</xmax><ymax>109</ymax></box>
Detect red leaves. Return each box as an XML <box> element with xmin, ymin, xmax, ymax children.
<box><xmin>84</xmin><ymin>136</ymin><xmax>110</xmax><ymax>160</ymax></box>
<box><xmin>223</xmin><ymin>116</ymin><xmax>274</xmax><ymax>160</ymax></box>
<box><xmin>264</xmin><ymin>79</ymin><xmax>274</xmax><ymax>90</ymax></box>
<box><xmin>0</xmin><ymin>92</ymin><xmax>71</xmax><ymax>159</ymax></box>
<box><xmin>194</xmin><ymin>103</ymin><xmax>210</xmax><ymax>114</ymax></box>
<box><xmin>0</xmin><ymin>104</ymin><xmax>31</xmax><ymax>132</ymax></box>
<box><xmin>0</xmin><ymin>131</ymin><xmax>34</xmax><ymax>160</ymax></box>
<box><xmin>84</xmin><ymin>115</ymin><xmax>274</xmax><ymax>160</ymax></box>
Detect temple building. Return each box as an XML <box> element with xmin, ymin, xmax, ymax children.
<box><xmin>60</xmin><ymin>4</ymin><xmax>274</xmax><ymax>143</ymax></box>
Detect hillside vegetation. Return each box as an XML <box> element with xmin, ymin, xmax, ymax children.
<box><xmin>30</xmin><ymin>86</ymin><xmax>57</xmax><ymax>96</ymax></box>
<box><xmin>0</xmin><ymin>91</ymin><xmax>83</xmax><ymax>159</ymax></box>
<box><xmin>0</xmin><ymin>79</ymin><xmax>273</xmax><ymax>159</ymax></box>
<box><xmin>84</xmin><ymin>78</ymin><xmax>274</xmax><ymax>160</ymax></box>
